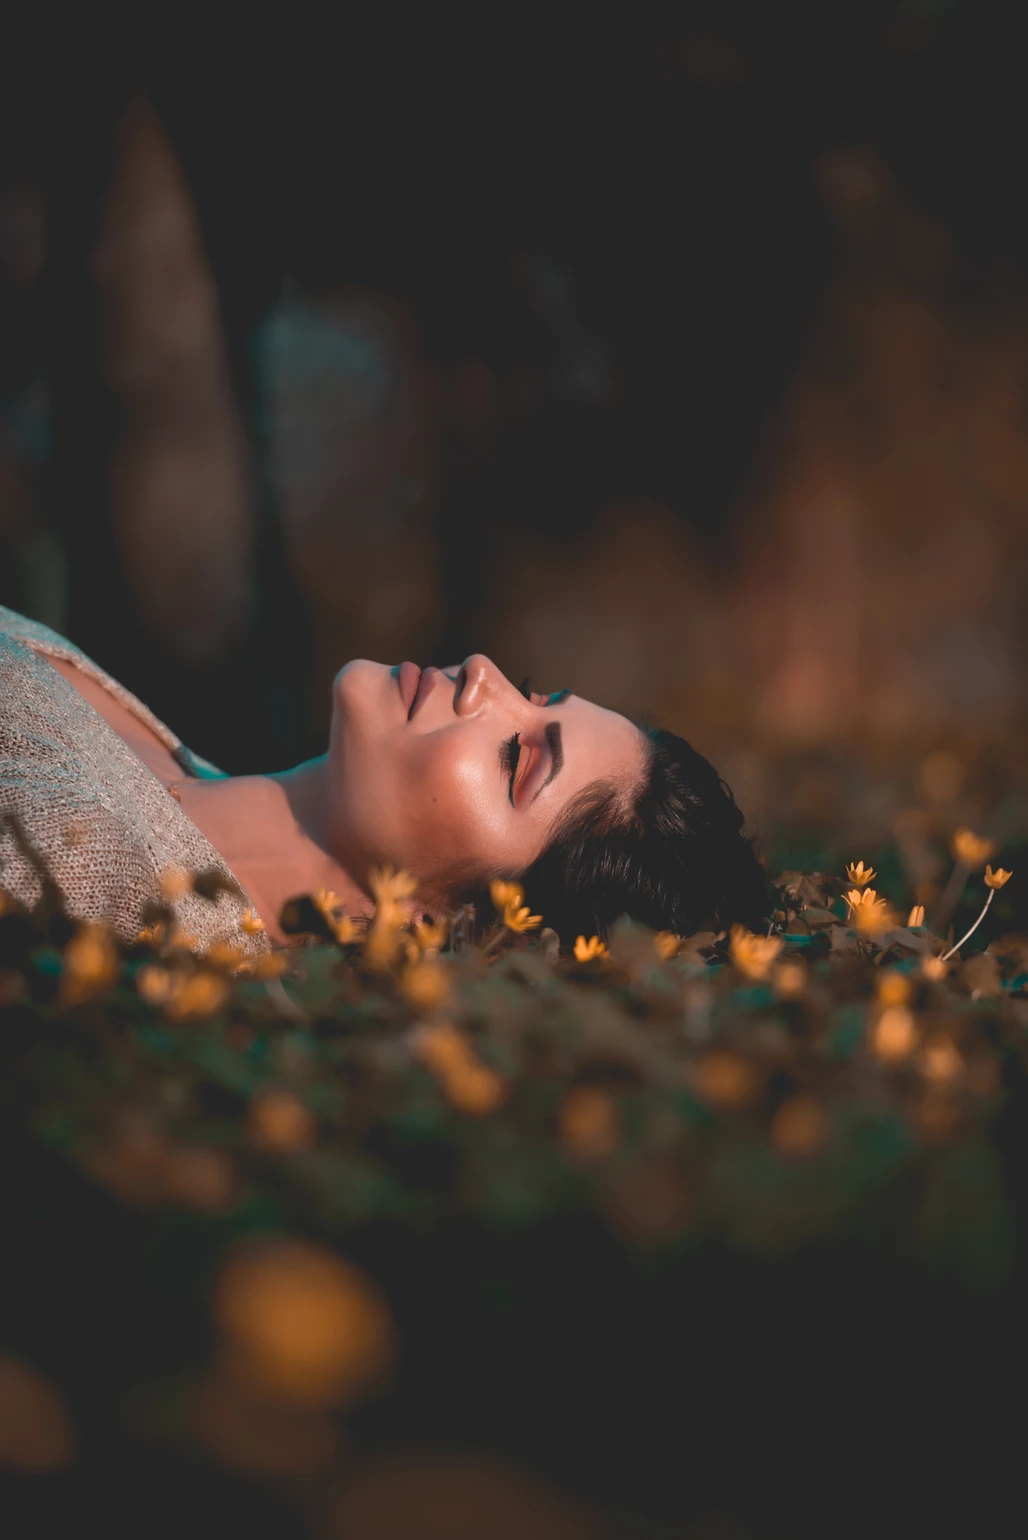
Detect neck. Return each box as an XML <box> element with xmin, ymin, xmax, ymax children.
<box><xmin>176</xmin><ymin>755</ymin><xmax>371</xmax><ymax>945</ymax></box>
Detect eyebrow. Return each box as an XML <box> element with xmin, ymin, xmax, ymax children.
<box><xmin>529</xmin><ymin>720</ymin><xmax>564</xmax><ymax>804</ymax></box>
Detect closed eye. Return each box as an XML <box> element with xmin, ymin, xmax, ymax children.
<box><xmin>499</xmin><ymin>732</ymin><xmax>522</xmax><ymax>804</ymax></box>
<box><xmin>499</xmin><ymin>688</ymin><xmax>571</xmax><ymax>804</ymax></box>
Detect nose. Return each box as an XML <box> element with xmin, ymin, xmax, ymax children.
<box><xmin>454</xmin><ymin>653</ymin><xmax>507</xmax><ymax>715</ymax></box>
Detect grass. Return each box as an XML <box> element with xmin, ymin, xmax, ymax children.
<box><xmin>1</xmin><ymin>785</ymin><xmax>1027</xmax><ymax>1537</ymax></box>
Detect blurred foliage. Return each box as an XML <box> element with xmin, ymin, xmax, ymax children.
<box><xmin>2</xmin><ymin>767</ymin><xmax>1028</xmax><ymax>1537</ymax></box>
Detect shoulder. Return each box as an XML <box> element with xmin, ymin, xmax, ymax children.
<box><xmin>0</xmin><ymin>612</ymin><xmax>263</xmax><ymax>951</ymax></box>
<box><xmin>0</xmin><ymin>605</ymin><xmax>222</xmax><ymax>774</ymax></box>
<box><xmin>0</xmin><ymin>637</ymin><xmax>158</xmax><ymax>934</ymax></box>
<box><xmin>0</xmin><ymin>604</ymin><xmax>84</xmax><ymax>655</ymax></box>
<box><xmin>0</xmin><ymin>790</ymin><xmax>155</xmax><ymax>939</ymax></box>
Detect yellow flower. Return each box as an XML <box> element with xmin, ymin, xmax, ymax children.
<box><xmin>309</xmin><ymin>890</ymin><xmax>358</xmax><ymax>944</ymax></box>
<box><xmin>845</xmin><ymin>889</ymin><xmax>898</xmax><ymax>935</ymax></box>
<box><xmin>773</xmin><ymin>960</ymin><xmax>807</xmax><ymax>999</ymax></box>
<box><xmin>368</xmin><ymin>865</ymin><xmax>418</xmax><ymax>906</ymax></box>
<box><xmin>159</xmin><ymin>867</ymin><xmax>191</xmax><ymax>900</ymax></box>
<box><xmin>853</xmin><ymin>902</ymin><xmax>900</xmax><ymax>936</ymax></box>
<box><xmin>137</xmin><ymin>961</ymin><xmax>230</xmax><ymax>1018</ymax></box>
<box><xmin>362</xmin><ymin>872</ymin><xmax>415</xmax><ymax>970</ymax></box>
<box><xmin>984</xmin><ymin>865</ymin><xmax>1013</xmax><ymax>889</ymax></box>
<box><xmin>136</xmin><ymin>923</ymin><xmax>166</xmax><ymax>947</ymax></box>
<box><xmin>573</xmin><ymin>934</ymin><xmax>610</xmax><ymax>962</ymax></box>
<box><xmin>559</xmin><ymin>1086</ymin><xmax>619</xmax><ymax>1161</ymax></box>
<box><xmin>690</xmin><ymin>1050</ymin><xmax>759</xmax><ymax>1109</ymax></box>
<box><xmin>412</xmin><ymin>1024</ymin><xmax>504</xmax><ymax>1113</ymax></box>
<box><xmin>413</xmin><ymin>1022</ymin><xmax>469</xmax><ymax>1076</ymax></box>
<box><xmin>329</xmin><ymin>913</ymin><xmax>359</xmax><ymax>945</ymax></box>
<box><xmin>249</xmin><ymin>1088</ymin><xmax>317</xmax><ymax>1152</ymax></box>
<box><xmin>205</xmin><ymin>940</ymin><xmax>249</xmax><ymax>972</ymax></box>
<box><xmin>907</xmin><ymin>905</ymin><xmax>925</xmax><ymax>928</ymax></box>
<box><xmin>164</xmin><ymin>970</ymin><xmax>230</xmax><ymax>1021</ymax></box>
<box><xmin>60</xmin><ymin>922</ymin><xmax>120</xmax><ymax>1006</ymax></box>
<box><xmin>871</xmin><ymin>1005</ymin><xmax>917</xmax><ymax>1060</ymax></box>
<box><xmin>337</xmin><ymin>915</ymin><xmax>360</xmax><ymax>945</ymax></box>
<box><xmin>137</xmin><ymin>963</ymin><xmax>175</xmax><ymax>1005</ymax></box>
<box><xmin>503</xmin><ymin>902</ymin><xmax>542</xmax><ymax>934</ymax></box>
<box><xmin>213</xmin><ymin>1239</ymin><xmax>395</xmax><ymax>1406</ymax></box>
<box><xmin>845</xmin><ymin>861</ymin><xmax>877</xmax><ymax>888</ymax></box>
<box><xmin>240</xmin><ymin>908</ymin><xmax>265</xmax><ymax>935</ymax></box>
<box><xmin>413</xmin><ymin>915</ymin><xmax>450</xmax><ymax>954</ymax></box>
<box><xmin>728</xmin><ymin>923</ymin><xmax>783</xmax><ymax>981</ymax></box>
<box><xmin>653</xmin><ymin>931</ymin><xmax>681</xmax><ymax>961</ymax></box>
<box><xmin>399</xmin><ymin>959</ymin><xmax>451</xmax><ymax>1011</ymax></box>
<box><xmin>444</xmin><ymin>1062</ymin><xmax>505</xmax><ymax>1115</ymax></box>
<box><xmin>920</xmin><ymin>954</ymin><xmax>948</xmax><ymax>981</ymax></box>
<box><xmin>363</xmin><ymin>919</ymin><xmax>404</xmax><ymax>973</ymax></box>
<box><xmin>413</xmin><ymin>1024</ymin><xmax>505</xmax><ymax>1113</ymax></box>
<box><xmin>490</xmin><ymin>879</ymin><xmax>524</xmax><ymax>914</ymax></box>
<box><xmin>921</xmin><ymin>1037</ymin><xmax>963</xmax><ymax>1083</ymax></box>
<box><xmin>876</xmin><ymin>969</ymin><xmax>912</xmax><ymax>1007</ymax></box>
<box><xmin>951</xmin><ymin>828</ymin><xmax>997</xmax><ymax>869</ymax></box>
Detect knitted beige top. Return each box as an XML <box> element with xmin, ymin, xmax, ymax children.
<box><xmin>0</xmin><ymin>604</ymin><xmax>270</xmax><ymax>957</ymax></box>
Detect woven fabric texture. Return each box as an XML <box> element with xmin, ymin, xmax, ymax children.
<box><xmin>0</xmin><ymin>604</ymin><xmax>270</xmax><ymax>956</ymax></box>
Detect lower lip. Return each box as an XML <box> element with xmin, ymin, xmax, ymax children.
<box><xmin>398</xmin><ymin>661</ymin><xmax>421</xmax><ymax>716</ymax></box>
<box><xmin>408</xmin><ymin>666</ymin><xmax>439</xmax><ymax>720</ymax></box>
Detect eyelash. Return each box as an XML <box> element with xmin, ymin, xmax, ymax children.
<box><xmin>499</xmin><ymin>732</ymin><xmax>522</xmax><ymax>802</ymax></box>
<box><xmin>500</xmin><ymin>678</ymin><xmax>544</xmax><ymax>803</ymax></box>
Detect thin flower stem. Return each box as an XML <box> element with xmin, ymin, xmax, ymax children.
<box><xmin>940</xmin><ymin>888</ymin><xmax>994</xmax><ymax>963</ymax></box>
<box><xmin>481</xmin><ymin>924</ymin><xmax>511</xmax><ymax>959</ymax></box>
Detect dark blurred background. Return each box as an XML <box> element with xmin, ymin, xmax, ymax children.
<box><xmin>3</xmin><ymin>3</ymin><xmax>1027</xmax><ymax>842</ymax></box>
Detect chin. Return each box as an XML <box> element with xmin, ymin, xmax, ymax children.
<box><xmin>332</xmin><ymin>658</ymin><xmax>392</xmax><ymax>716</ymax></box>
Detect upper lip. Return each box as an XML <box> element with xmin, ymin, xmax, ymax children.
<box><xmin>408</xmin><ymin>665</ymin><xmax>441</xmax><ymax>721</ymax></box>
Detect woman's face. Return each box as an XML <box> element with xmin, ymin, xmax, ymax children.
<box><xmin>327</xmin><ymin>653</ymin><xmax>649</xmax><ymax>902</ymax></box>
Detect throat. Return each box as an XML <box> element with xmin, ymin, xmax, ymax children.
<box><xmin>176</xmin><ymin>763</ymin><xmax>369</xmax><ymax>945</ymax></box>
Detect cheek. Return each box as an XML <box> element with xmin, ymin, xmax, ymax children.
<box><xmin>406</xmin><ymin>743</ymin><xmax>512</xmax><ymax>862</ymax></box>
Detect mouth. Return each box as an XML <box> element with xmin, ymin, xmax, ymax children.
<box><xmin>408</xmin><ymin>665</ymin><xmax>438</xmax><ymax>721</ymax></box>
<box><xmin>396</xmin><ymin>661</ymin><xmax>422</xmax><ymax>716</ymax></box>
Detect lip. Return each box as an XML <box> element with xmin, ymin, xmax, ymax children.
<box><xmin>408</xmin><ymin>665</ymin><xmax>439</xmax><ymax>721</ymax></box>
<box><xmin>397</xmin><ymin>661</ymin><xmax>421</xmax><ymax>716</ymax></box>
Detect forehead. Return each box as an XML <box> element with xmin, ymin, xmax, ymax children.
<box><xmin>565</xmin><ymin>693</ymin><xmax>648</xmax><ymax>775</ymax></box>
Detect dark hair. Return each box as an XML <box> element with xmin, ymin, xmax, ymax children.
<box><xmin>456</xmin><ymin>724</ymin><xmax>769</xmax><ymax>952</ymax></box>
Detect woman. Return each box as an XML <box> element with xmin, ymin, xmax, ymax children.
<box><xmin>0</xmin><ymin>603</ymin><xmax>768</xmax><ymax>954</ymax></box>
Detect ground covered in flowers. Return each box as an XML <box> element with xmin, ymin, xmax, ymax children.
<box><xmin>2</xmin><ymin>762</ymin><xmax>1028</xmax><ymax>1539</ymax></box>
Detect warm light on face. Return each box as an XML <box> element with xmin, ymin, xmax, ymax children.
<box><xmin>326</xmin><ymin>654</ymin><xmax>648</xmax><ymax>899</ymax></box>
